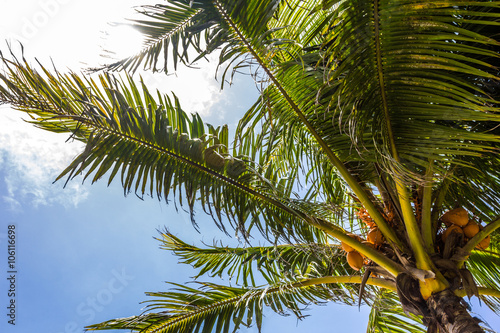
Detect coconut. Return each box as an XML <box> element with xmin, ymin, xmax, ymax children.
<box><xmin>347</xmin><ymin>251</ymin><xmax>364</xmax><ymax>271</ymax></box>
<box><xmin>362</xmin><ymin>240</ymin><xmax>377</xmax><ymax>250</ymax></box>
<box><xmin>443</xmin><ymin>219</ymin><xmax>452</xmax><ymax>227</ymax></box>
<box><xmin>441</xmin><ymin>207</ymin><xmax>469</xmax><ymax>227</ymax></box>
<box><xmin>341</xmin><ymin>242</ymin><xmax>355</xmax><ymax>253</ymax></box>
<box><xmin>341</xmin><ymin>234</ymin><xmax>362</xmax><ymax>253</ymax></box>
<box><xmin>442</xmin><ymin>225</ymin><xmax>463</xmax><ymax>242</ymax></box>
<box><xmin>476</xmin><ymin>235</ymin><xmax>491</xmax><ymax>250</ymax></box>
<box><xmin>463</xmin><ymin>221</ymin><xmax>480</xmax><ymax>239</ymax></box>
<box><xmin>367</xmin><ymin>228</ymin><xmax>384</xmax><ymax>245</ymax></box>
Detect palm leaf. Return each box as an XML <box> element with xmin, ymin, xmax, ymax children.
<box><xmin>102</xmin><ymin>1</ymin><xmax>211</xmax><ymax>73</ymax></box>
<box><xmin>0</xmin><ymin>56</ymin><xmax>335</xmax><ymax>244</ymax></box>
<box><xmin>102</xmin><ymin>0</ymin><xmax>282</xmax><ymax>77</ymax></box>
<box><xmin>441</xmin><ymin>155</ymin><xmax>500</xmax><ymax>221</ymax></box>
<box><xmin>86</xmin><ymin>278</ymin><xmax>378</xmax><ymax>333</ymax></box>
<box><xmin>156</xmin><ymin>230</ymin><xmax>356</xmax><ymax>287</ymax></box>
<box><xmin>318</xmin><ymin>0</ymin><xmax>500</xmax><ymax>178</ymax></box>
<box><xmin>466</xmin><ymin>247</ymin><xmax>500</xmax><ymax>314</ymax></box>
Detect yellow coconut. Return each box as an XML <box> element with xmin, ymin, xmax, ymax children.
<box><xmin>441</xmin><ymin>207</ymin><xmax>469</xmax><ymax>227</ymax></box>
<box><xmin>362</xmin><ymin>240</ymin><xmax>377</xmax><ymax>250</ymax></box>
<box><xmin>341</xmin><ymin>242</ymin><xmax>355</xmax><ymax>253</ymax></box>
<box><xmin>367</xmin><ymin>228</ymin><xmax>384</xmax><ymax>245</ymax></box>
<box><xmin>341</xmin><ymin>234</ymin><xmax>362</xmax><ymax>253</ymax></box>
<box><xmin>442</xmin><ymin>225</ymin><xmax>463</xmax><ymax>243</ymax></box>
<box><xmin>443</xmin><ymin>219</ymin><xmax>452</xmax><ymax>227</ymax></box>
<box><xmin>476</xmin><ymin>235</ymin><xmax>491</xmax><ymax>250</ymax></box>
<box><xmin>463</xmin><ymin>221</ymin><xmax>480</xmax><ymax>239</ymax></box>
<box><xmin>347</xmin><ymin>251</ymin><xmax>364</xmax><ymax>271</ymax></box>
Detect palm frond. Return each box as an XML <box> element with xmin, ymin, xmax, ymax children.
<box><xmin>235</xmin><ymin>79</ymin><xmax>368</xmax><ymax>211</ymax></box>
<box><xmin>0</xmin><ymin>55</ymin><xmax>332</xmax><ymax>243</ymax></box>
<box><xmin>466</xmin><ymin>248</ymin><xmax>500</xmax><ymax>314</ymax></box>
<box><xmin>102</xmin><ymin>0</ymin><xmax>283</xmax><ymax>77</ymax></box>
<box><xmin>156</xmin><ymin>230</ymin><xmax>356</xmax><ymax>286</ymax></box>
<box><xmin>102</xmin><ymin>1</ymin><xmax>211</xmax><ymax>73</ymax></box>
<box><xmin>318</xmin><ymin>0</ymin><xmax>500</xmax><ymax>180</ymax></box>
<box><xmin>86</xmin><ymin>277</ymin><xmax>379</xmax><ymax>333</ymax></box>
<box><xmin>442</xmin><ymin>155</ymin><xmax>500</xmax><ymax>221</ymax></box>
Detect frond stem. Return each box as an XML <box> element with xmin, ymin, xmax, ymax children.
<box><xmin>455</xmin><ymin>287</ymin><xmax>500</xmax><ymax>299</ymax></box>
<box><xmin>293</xmin><ymin>275</ymin><xmax>396</xmax><ymax>291</ymax></box>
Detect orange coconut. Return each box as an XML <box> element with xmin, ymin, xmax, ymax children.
<box><xmin>367</xmin><ymin>228</ymin><xmax>384</xmax><ymax>245</ymax></box>
<box><xmin>362</xmin><ymin>240</ymin><xmax>377</xmax><ymax>250</ymax></box>
<box><xmin>442</xmin><ymin>225</ymin><xmax>463</xmax><ymax>242</ymax></box>
<box><xmin>341</xmin><ymin>233</ymin><xmax>362</xmax><ymax>253</ymax></box>
<box><xmin>476</xmin><ymin>235</ymin><xmax>491</xmax><ymax>250</ymax></box>
<box><xmin>463</xmin><ymin>221</ymin><xmax>480</xmax><ymax>239</ymax></box>
<box><xmin>347</xmin><ymin>251</ymin><xmax>364</xmax><ymax>271</ymax></box>
<box><xmin>341</xmin><ymin>242</ymin><xmax>355</xmax><ymax>253</ymax></box>
<box><xmin>441</xmin><ymin>207</ymin><xmax>469</xmax><ymax>227</ymax></box>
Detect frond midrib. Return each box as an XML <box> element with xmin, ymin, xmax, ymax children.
<box><xmin>142</xmin><ymin>276</ymin><xmax>397</xmax><ymax>333</ymax></box>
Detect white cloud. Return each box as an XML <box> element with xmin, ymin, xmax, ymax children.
<box><xmin>0</xmin><ymin>106</ymin><xmax>88</xmax><ymax>209</ymax></box>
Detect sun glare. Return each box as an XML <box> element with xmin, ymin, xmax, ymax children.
<box><xmin>103</xmin><ymin>25</ymin><xmax>144</xmax><ymax>60</ymax></box>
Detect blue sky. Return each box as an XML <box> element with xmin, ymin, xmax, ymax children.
<box><xmin>0</xmin><ymin>1</ymin><xmax>498</xmax><ymax>333</ymax></box>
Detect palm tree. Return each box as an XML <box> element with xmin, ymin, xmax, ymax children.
<box><xmin>1</xmin><ymin>0</ymin><xmax>500</xmax><ymax>332</ymax></box>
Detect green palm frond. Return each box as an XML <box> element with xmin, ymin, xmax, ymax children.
<box><xmin>467</xmin><ymin>248</ymin><xmax>500</xmax><ymax>313</ymax></box>
<box><xmin>86</xmin><ymin>277</ymin><xmax>379</xmax><ymax>333</ymax></box>
<box><xmin>156</xmin><ymin>230</ymin><xmax>356</xmax><ymax>286</ymax></box>
<box><xmin>367</xmin><ymin>290</ymin><xmax>425</xmax><ymax>333</ymax></box>
<box><xmin>318</xmin><ymin>0</ymin><xmax>500</xmax><ymax>179</ymax></box>
<box><xmin>214</xmin><ymin>0</ymin><xmax>401</xmax><ymax>246</ymax></box>
<box><xmin>235</xmin><ymin>78</ymin><xmax>367</xmax><ymax>211</ymax></box>
<box><xmin>0</xmin><ymin>56</ymin><xmax>331</xmax><ymax>243</ymax></box>
<box><xmin>103</xmin><ymin>0</ymin><xmax>283</xmax><ymax>77</ymax></box>
<box><xmin>0</xmin><ymin>54</ymin><xmax>405</xmax><ymax>276</ymax></box>
<box><xmin>102</xmin><ymin>1</ymin><xmax>211</xmax><ymax>73</ymax></box>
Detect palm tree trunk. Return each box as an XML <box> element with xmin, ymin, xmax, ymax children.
<box><xmin>426</xmin><ymin>289</ymin><xmax>483</xmax><ymax>333</ymax></box>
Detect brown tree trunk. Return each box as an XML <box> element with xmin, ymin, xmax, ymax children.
<box><xmin>426</xmin><ymin>289</ymin><xmax>483</xmax><ymax>333</ymax></box>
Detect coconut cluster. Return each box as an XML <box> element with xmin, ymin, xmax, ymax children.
<box><xmin>440</xmin><ymin>207</ymin><xmax>490</xmax><ymax>250</ymax></box>
<box><xmin>341</xmin><ymin>209</ymin><xmax>385</xmax><ymax>271</ymax></box>
<box><xmin>341</xmin><ymin>207</ymin><xmax>490</xmax><ymax>272</ymax></box>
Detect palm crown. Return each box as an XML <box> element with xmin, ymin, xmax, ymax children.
<box><xmin>1</xmin><ymin>0</ymin><xmax>500</xmax><ymax>332</ymax></box>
